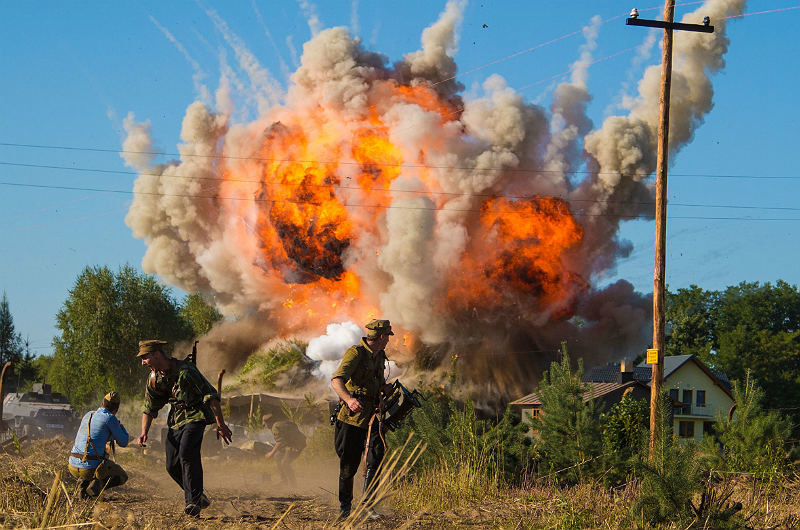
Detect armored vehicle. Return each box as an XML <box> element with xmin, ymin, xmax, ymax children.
<box><xmin>2</xmin><ymin>383</ymin><xmax>79</xmax><ymax>439</ymax></box>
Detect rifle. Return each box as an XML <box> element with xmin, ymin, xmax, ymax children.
<box><xmin>216</xmin><ymin>369</ymin><xmax>225</xmax><ymax>441</ymax></box>
<box><xmin>185</xmin><ymin>341</ymin><xmax>199</xmax><ymax>364</ymax></box>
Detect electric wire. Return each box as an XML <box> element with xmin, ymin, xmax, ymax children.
<box><xmin>429</xmin><ymin>0</ymin><xmax>710</xmax><ymax>88</ymax></box>
<box><xmin>2</xmin><ymin>180</ymin><xmax>799</xmax><ymax>222</ymax></box>
<box><xmin>1</xmin><ymin>160</ymin><xmax>798</xmax><ymax>212</ymax></box>
<box><xmin>1</xmin><ymin>153</ymin><xmax>797</xmax><ymax>180</ymax></box>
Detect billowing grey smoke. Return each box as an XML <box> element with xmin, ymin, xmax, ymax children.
<box><xmin>123</xmin><ymin>0</ymin><xmax>747</xmax><ymax>398</ymax></box>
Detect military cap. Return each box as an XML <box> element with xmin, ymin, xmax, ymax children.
<box><xmin>365</xmin><ymin>319</ymin><xmax>394</xmax><ymax>338</ymax></box>
<box><xmin>137</xmin><ymin>339</ymin><xmax>168</xmax><ymax>357</ymax></box>
<box><xmin>103</xmin><ymin>391</ymin><xmax>120</xmax><ymax>406</ymax></box>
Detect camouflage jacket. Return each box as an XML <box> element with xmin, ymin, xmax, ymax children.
<box><xmin>142</xmin><ymin>360</ymin><xmax>219</xmax><ymax>430</ymax></box>
<box><xmin>332</xmin><ymin>339</ymin><xmax>386</xmax><ymax>428</ymax></box>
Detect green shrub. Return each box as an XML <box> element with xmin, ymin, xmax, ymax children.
<box><xmin>600</xmin><ymin>394</ymin><xmax>649</xmax><ymax>485</ymax></box>
<box><xmin>707</xmin><ymin>370</ymin><xmax>792</xmax><ymax>477</ymax></box>
<box><xmin>238</xmin><ymin>340</ymin><xmax>307</xmax><ymax>389</ymax></box>
<box><xmin>536</xmin><ymin>343</ymin><xmax>602</xmax><ymax>484</ymax></box>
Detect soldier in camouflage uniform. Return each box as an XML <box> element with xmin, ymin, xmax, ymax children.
<box><xmin>135</xmin><ymin>340</ymin><xmax>233</xmax><ymax>517</ymax></box>
<box><xmin>330</xmin><ymin>319</ymin><xmax>394</xmax><ymax>519</ymax></box>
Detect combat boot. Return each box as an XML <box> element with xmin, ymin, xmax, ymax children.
<box><xmin>85</xmin><ymin>479</ymin><xmax>102</xmax><ymax>497</ymax></box>
<box><xmin>199</xmin><ymin>492</ymin><xmax>211</xmax><ymax>508</ymax></box>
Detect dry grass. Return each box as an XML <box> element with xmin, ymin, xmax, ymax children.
<box><xmin>2</xmin><ymin>436</ymin><xmax>799</xmax><ymax>529</ymax></box>
<box><xmin>0</xmin><ymin>437</ymin><xmax>105</xmax><ymax>529</ymax></box>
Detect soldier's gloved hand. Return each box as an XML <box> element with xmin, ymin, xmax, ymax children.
<box><xmin>346</xmin><ymin>397</ymin><xmax>362</xmax><ymax>414</ymax></box>
<box><xmin>137</xmin><ymin>433</ymin><xmax>148</xmax><ymax>447</ymax></box>
<box><xmin>217</xmin><ymin>422</ymin><xmax>233</xmax><ymax>445</ymax></box>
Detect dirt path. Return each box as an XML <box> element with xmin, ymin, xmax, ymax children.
<box><xmin>99</xmin><ymin>450</ymin><xmax>407</xmax><ymax>529</ymax></box>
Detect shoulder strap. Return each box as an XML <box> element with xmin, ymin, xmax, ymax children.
<box><xmin>81</xmin><ymin>412</ymin><xmax>100</xmax><ymax>463</ymax></box>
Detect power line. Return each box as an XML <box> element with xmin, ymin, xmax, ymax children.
<box><xmin>2</xmin><ymin>180</ymin><xmax>799</xmax><ymax>222</ymax></box>
<box><xmin>2</xmin><ymin>160</ymin><xmax>799</xmax><ymax>212</ymax></box>
<box><xmin>429</xmin><ymin>1</ymin><xmax>709</xmax><ymax>87</ymax></box>
<box><xmin>1</xmin><ymin>154</ymin><xmax>798</xmax><ymax>181</ymax></box>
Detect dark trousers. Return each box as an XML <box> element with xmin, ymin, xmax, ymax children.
<box><xmin>275</xmin><ymin>448</ymin><xmax>302</xmax><ymax>488</ymax></box>
<box><xmin>165</xmin><ymin>421</ymin><xmax>206</xmax><ymax>506</ymax></box>
<box><xmin>334</xmin><ymin>420</ymin><xmax>385</xmax><ymax>513</ymax></box>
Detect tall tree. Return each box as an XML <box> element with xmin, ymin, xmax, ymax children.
<box><xmin>664</xmin><ymin>285</ymin><xmax>716</xmax><ymax>360</ymax></box>
<box><xmin>0</xmin><ymin>292</ymin><xmax>24</xmax><ymax>369</ymax></box>
<box><xmin>48</xmin><ymin>265</ymin><xmax>192</xmax><ymax>409</ymax></box>
<box><xmin>666</xmin><ymin>281</ymin><xmax>800</xmax><ymax>412</ymax></box>
<box><xmin>179</xmin><ymin>293</ymin><xmax>223</xmax><ymax>337</ymax></box>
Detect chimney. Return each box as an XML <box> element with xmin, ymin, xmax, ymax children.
<box><xmin>618</xmin><ymin>358</ymin><xmax>634</xmax><ymax>384</ymax></box>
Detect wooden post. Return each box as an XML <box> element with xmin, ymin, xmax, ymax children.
<box><xmin>650</xmin><ymin>0</ymin><xmax>675</xmax><ymax>456</ymax></box>
<box><xmin>0</xmin><ymin>362</ymin><xmax>11</xmax><ymax>432</ymax></box>
<box><xmin>627</xmin><ymin>3</ymin><xmax>714</xmax><ymax>457</ymax></box>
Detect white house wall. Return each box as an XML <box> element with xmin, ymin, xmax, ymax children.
<box><xmin>664</xmin><ymin>361</ymin><xmax>734</xmax><ymax>442</ymax></box>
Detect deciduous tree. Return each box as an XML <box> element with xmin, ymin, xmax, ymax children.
<box><xmin>48</xmin><ymin>265</ymin><xmax>192</xmax><ymax>409</ymax></box>
<box><xmin>666</xmin><ymin>281</ymin><xmax>800</xmax><ymax>412</ymax></box>
<box><xmin>179</xmin><ymin>293</ymin><xmax>223</xmax><ymax>338</ymax></box>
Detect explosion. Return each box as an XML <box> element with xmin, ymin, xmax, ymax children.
<box><xmin>123</xmin><ymin>0</ymin><xmax>747</xmax><ymax>398</ymax></box>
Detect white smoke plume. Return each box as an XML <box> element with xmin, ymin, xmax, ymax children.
<box><xmin>306</xmin><ymin>321</ymin><xmax>401</xmax><ymax>382</ymax></box>
<box><xmin>124</xmin><ymin>0</ymin><xmax>747</xmax><ymax>399</ymax></box>
<box><xmin>306</xmin><ymin>321</ymin><xmax>363</xmax><ymax>380</ymax></box>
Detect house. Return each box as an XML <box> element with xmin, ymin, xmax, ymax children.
<box><xmin>509</xmin><ymin>359</ymin><xmax>651</xmax><ymax>436</ymax></box>
<box><xmin>510</xmin><ymin>355</ymin><xmax>734</xmax><ymax>442</ymax></box>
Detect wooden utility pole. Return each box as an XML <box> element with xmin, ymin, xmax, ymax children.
<box><xmin>626</xmin><ymin>4</ymin><xmax>713</xmax><ymax>455</ymax></box>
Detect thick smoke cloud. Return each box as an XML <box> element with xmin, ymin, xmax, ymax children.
<box><xmin>124</xmin><ymin>0</ymin><xmax>747</xmax><ymax>398</ymax></box>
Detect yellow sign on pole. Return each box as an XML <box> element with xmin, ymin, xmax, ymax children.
<box><xmin>646</xmin><ymin>348</ymin><xmax>659</xmax><ymax>365</ymax></box>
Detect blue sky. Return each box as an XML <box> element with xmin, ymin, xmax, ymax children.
<box><xmin>1</xmin><ymin>0</ymin><xmax>798</xmax><ymax>357</ymax></box>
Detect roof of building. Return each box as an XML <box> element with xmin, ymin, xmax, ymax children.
<box><xmin>508</xmin><ymin>380</ymin><xmax>646</xmax><ymax>406</ymax></box>
<box><xmin>583</xmin><ymin>354</ymin><xmax>732</xmax><ymax>393</ymax></box>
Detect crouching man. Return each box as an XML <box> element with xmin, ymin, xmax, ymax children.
<box><xmin>331</xmin><ymin>319</ymin><xmax>394</xmax><ymax>520</ymax></box>
<box><xmin>67</xmin><ymin>391</ymin><xmax>129</xmax><ymax>498</ymax></box>
<box><xmin>135</xmin><ymin>339</ymin><xmax>232</xmax><ymax>517</ymax></box>
<box><xmin>263</xmin><ymin>412</ymin><xmax>307</xmax><ymax>489</ymax></box>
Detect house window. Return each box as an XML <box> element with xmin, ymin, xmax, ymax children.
<box><xmin>531</xmin><ymin>408</ymin><xmax>540</xmax><ymax>418</ymax></box>
<box><xmin>696</xmin><ymin>390</ymin><xmax>706</xmax><ymax>407</ymax></box>
<box><xmin>678</xmin><ymin>420</ymin><xmax>695</xmax><ymax>438</ymax></box>
<box><xmin>682</xmin><ymin>389</ymin><xmax>692</xmax><ymax>414</ymax></box>
<box><xmin>703</xmin><ymin>421</ymin><xmax>714</xmax><ymax>436</ymax></box>
<box><xmin>669</xmin><ymin>388</ymin><xmax>679</xmax><ymax>402</ymax></box>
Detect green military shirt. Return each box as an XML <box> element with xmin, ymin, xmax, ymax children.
<box><xmin>332</xmin><ymin>338</ymin><xmax>387</xmax><ymax>428</ymax></box>
<box><xmin>142</xmin><ymin>360</ymin><xmax>219</xmax><ymax>430</ymax></box>
<box><xmin>272</xmin><ymin>420</ymin><xmax>306</xmax><ymax>450</ymax></box>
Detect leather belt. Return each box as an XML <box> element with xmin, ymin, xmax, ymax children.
<box><xmin>70</xmin><ymin>452</ymin><xmax>100</xmax><ymax>460</ymax></box>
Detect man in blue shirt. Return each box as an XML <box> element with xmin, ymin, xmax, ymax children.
<box><xmin>68</xmin><ymin>391</ymin><xmax>130</xmax><ymax>498</ymax></box>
